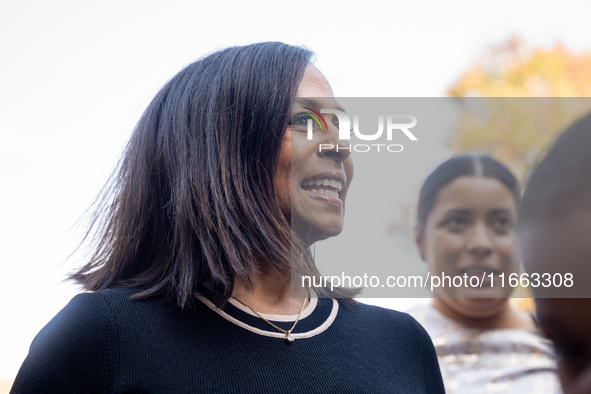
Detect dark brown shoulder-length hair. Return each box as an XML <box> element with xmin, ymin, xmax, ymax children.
<box><xmin>70</xmin><ymin>42</ymin><xmax>314</xmax><ymax>308</ymax></box>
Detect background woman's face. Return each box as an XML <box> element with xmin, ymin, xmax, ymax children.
<box><xmin>276</xmin><ymin>65</ymin><xmax>354</xmax><ymax>244</ymax></box>
<box><xmin>417</xmin><ymin>175</ymin><xmax>518</xmax><ymax>318</ymax></box>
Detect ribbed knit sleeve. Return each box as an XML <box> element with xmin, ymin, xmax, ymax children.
<box><xmin>411</xmin><ymin>316</ymin><xmax>446</xmax><ymax>393</ymax></box>
<box><xmin>10</xmin><ymin>292</ymin><xmax>116</xmax><ymax>394</ymax></box>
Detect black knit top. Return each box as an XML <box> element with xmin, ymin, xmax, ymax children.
<box><xmin>11</xmin><ymin>287</ymin><xmax>445</xmax><ymax>393</ymax></box>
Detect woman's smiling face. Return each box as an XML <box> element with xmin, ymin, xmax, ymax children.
<box><xmin>417</xmin><ymin>175</ymin><xmax>518</xmax><ymax>318</ymax></box>
<box><xmin>276</xmin><ymin>64</ymin><xmax>354</xmax><ymax>245</ymax></box>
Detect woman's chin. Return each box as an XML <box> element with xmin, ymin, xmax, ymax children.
<box><xmin>305</xmin><ymin>230</ymin><xmax>343</xmax><ymax>246</ymax></box>
<box><xmin>435</xmin><ymin>282</ymin><xmax>513</xmax><ymax>300</ymax></box>
<box><xmin>451</xmin><ymin>297</ymin><xmax>508</xmax><ymax>319</ymax></box>
<box><xmin>292</xmin><ymin>221</ymin><xmax>344</xmax><ymax>245</ymax></box>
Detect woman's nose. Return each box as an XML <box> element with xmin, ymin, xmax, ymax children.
<box><xmin>317</xmin><ymin>124</ymin><xmax>351</xmax><ymax>163</ymax></box>
<box><xmin>467</xmin><ymin>223</ymin><xmax>493</xmax><ymax>257</ymax></box>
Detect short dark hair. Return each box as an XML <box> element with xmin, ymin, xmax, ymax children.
<box><xmin>70</xmin><ymin>42</ymin><xmax>314</xmax><ymax>308</ymax></box>
<box><xmin>417</xmin><ymin>154</ymin><xmax>521</xmax><ymax>238</ymax></box>
<box><xmin>520</xmin><ymin>112</ymin><xmax>591</xmax><ymax>223</ymax></box>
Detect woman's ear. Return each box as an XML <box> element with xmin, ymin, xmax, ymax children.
<box><xmin>414</xmin><ymin>225</ymin><xmax>426</xmax><ymax>261</ymax></box>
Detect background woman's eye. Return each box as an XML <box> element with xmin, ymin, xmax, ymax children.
<box><xmin>492</xmin><ymin>216</ymin><xmax>512</xmax><ymax>232</ymax></box>
<box><xmin>444</xmin><ymin>217</ymin><xmax>467</xmax><ymax>230</ymax></box>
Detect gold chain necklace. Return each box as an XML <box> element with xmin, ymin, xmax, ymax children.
<box><xmin>231</xmin><ymin>290</ymin><xmax>308</xmax><ymax>344</ymax></box>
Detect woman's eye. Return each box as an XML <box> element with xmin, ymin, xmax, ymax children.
<box><xmin>290</xmin><ymin>113</ymin><xmax>319</xmax><ymax>129</ymax></box>
<box><xmin>444</xmin><ymin>217</ymin><xmax>466</xmax><ymax>230</ymax></box>
<box><xmin>492</xmin><ymin>217</ymin><xmax>512</xmax><ymax>231</ymax></box>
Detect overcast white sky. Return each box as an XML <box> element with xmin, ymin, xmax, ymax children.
<box><xmin>2</xmin><ymin>0</ymin><xmax>591</xmax><ymax>382</ymax></box>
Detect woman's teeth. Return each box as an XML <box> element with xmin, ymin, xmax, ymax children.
<box><xmin>306</xmin><ymin>179</ymin><xmax>343</xmax><ymax>191</ymax></box>
<box><xmin>309</xmin><ymin>189</ymin><xmax>340</xmax><ymax>198</ymax></box>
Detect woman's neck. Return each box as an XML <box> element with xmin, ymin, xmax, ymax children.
<box><xmin>432</xmin><ymin>298</ymin><xmax>535</xmax><ymax>330</ymax></box>
<box><xmin>232</xmin><ymin>268</ymin><xmax>307</xmax><ymax>315</ymax></box>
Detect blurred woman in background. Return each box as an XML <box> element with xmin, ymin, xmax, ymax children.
<box><xmin>409</xmin><ymin>154</ymin><xmax>561</xmax><ymax>393</ymax></box>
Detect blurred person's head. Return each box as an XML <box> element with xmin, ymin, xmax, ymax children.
<box><xmin>416</xmin><ymin>154</ymin><xmax>522</xmax><ymax>325</ymax></box>
<box><xmin>69</xmin><ymin>42</ymin><xmax>354</xmax><ymax>307</ymax></box>
<box><xmin>519</xmin><ymin>112</ymin><xmax>591</xmax><ymax>394</ymax></box>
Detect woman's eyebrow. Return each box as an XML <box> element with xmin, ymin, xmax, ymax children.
<box><xmin>488</xmin><ymin>208</ymin><xmax>514</xmax><ymax>215</ymax></box>
<box><xmin>444</xmin><ymin>208</ymin><xmax>471</xmax><ymax>215</ymax></box>
<box><xmin>296</xmin><ymin>97</ymin><xmax>346</xmax><ymax>113</ymax></box>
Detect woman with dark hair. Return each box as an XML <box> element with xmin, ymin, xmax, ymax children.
<box><xmin>11</xmin><ymin>42</ymin><xmax>444</xmax><ymax>393</ymax></box>
<box><xmin>409</xmin><ymin>154</ymin><xmax>561</xmax><ymax>393</ymax></box>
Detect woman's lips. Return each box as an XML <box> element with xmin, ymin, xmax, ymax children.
<box><xmin>304</xmin><ymin>189</ymin><xmax>344</xmax><ymax>207</ymax></box>
<box><xmin>458</xmin><ymin>268</ymin><xmax>503</xmax><ymax>287</ymax></box>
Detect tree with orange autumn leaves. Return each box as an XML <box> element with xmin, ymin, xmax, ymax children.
<box><xmin>447</xmin><ymin>36</ymin><xmax>591</xmax><ymax>181</ymax></box>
